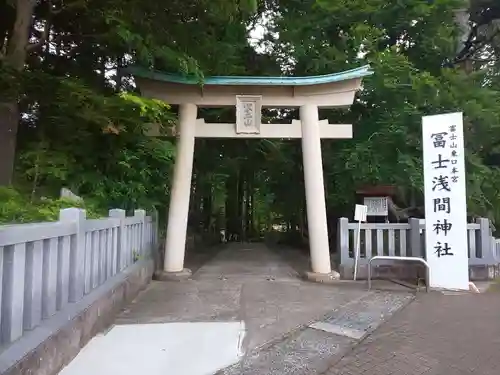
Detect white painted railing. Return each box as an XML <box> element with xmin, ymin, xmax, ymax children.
<box><xmin>0</xmin><ymin>208</ymin><xmax>157</xmax><ymax>346</ymax></box>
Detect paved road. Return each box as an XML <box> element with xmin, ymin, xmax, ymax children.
<box><xmin>324</xmin><ymin>292</ymin><xmax>500</xmax><ymax>375</ymax></box>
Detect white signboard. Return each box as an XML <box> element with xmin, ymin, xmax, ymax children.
<box><xmin>353</xmin><ymin>204</ymin><xmax>367</xmax><ymax>281</ymax></box>
<box><xmin>363</xmin><ymin>196</ymin><xmax>388</xmax><ymax>216</ymax></box>
<box><xmin>422</xmin><ymin>112</ymin><xmax>469</xmax><ymax>290</ymax></box>
<box><xmin>236</xmin><ymin>95</ymin><xmax>262</xmax><ymax>134</ymax></box>
<box><xmin>354</xmin><ymin>204</ymin><xmax>367</xmax><ymax>222</ymax></box>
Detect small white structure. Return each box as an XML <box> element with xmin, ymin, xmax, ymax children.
<box><xmin>363</xmin><ymin>196</ymin><xmax>388</xmax><ymax>217</ymax></box>
<box><xmin>422</xmin><ymin>112</ymin><xmax>469</xmax><ymax>290</ymax></box>
<box><xmin>60</xmin><ymin>187</ymin><xmax>83</xmax><ymax>202</ymax></box>
<box><xmin>130</xmin><ymin>66</ymin><xmax>372</xmax><ymax>281</ymax></box>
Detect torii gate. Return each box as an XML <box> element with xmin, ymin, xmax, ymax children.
<box><xmin>129</xmin><ymin>65</ymin><xmax>372</xmax><ymax>282</ymax></box>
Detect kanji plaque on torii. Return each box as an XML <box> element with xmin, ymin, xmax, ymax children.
<box><xmin>236</xmin><ymin>95</ymin><xmax>262</xmax><ymax>134</ymax></box>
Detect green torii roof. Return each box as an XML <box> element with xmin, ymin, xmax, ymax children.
<box><xmin>126</xmin><ymin>65</ymin><xmax>373</xmax><ymax>86</ymax></box>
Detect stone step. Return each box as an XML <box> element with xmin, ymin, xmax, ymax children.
<box><xmin>219</xmin><ymin>328</ymin><xmax>353</xmax><ymax>375</ymax></box>
<box><xmin>309</xmin><ymin>290</ymin><xmax>413</xmax><ymax>340</ymax></box>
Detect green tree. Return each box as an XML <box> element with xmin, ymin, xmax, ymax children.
<box><xmin>2</xmin><ymin>0</ymin><xmax>500</xmax><ymax>245</ymax></box>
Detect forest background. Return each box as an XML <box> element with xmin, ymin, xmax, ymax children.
<box><xmin>1</xmin><ymin>0</ymin><xmax>500</xmax><ymax>247</ymax></box>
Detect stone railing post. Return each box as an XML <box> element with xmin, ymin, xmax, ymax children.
<box><xmin>149</xmin><ymin>208</ymin><xmax>160</xmax><ymax>269</ymax></box>
<box><xmin>477</xmin><ymin>217</ymin><xmax>494</xmax><ymax>265</ymax></box>
<box><xmin>338</xmin><ymin>218</ymin><xmax>350</xmax><ymax>266</ymax></box>
<box><xmin>495</xmin><ymin>238</ymin><xmax>500</xmax><ymax>263</ymax></box>
<box><xmin>134</xmin><ymin>209</ymin><xmax>146</xmax><ymax>257</ymax></box>
<box><xmin>409</xmin><ymin>218</ymin><xmax>423</xmax><ymax>258</ymax></box>
<box><xmin>491</xmin><ymin>237</ymin><xmax>498</xmax><ymax>262</ymax></box>
<box><xmin>152</xmin><ymin>208</ymin><xmax>159</xmax><ymax>248</ymax></box>
<box><xmin>59</xmin><ymin>208</ymin><xmax>86</xmax><ymax>302</ymax></box>
<box><xmin>109</xmin><ymin>209</ymin><xmax>126</xmax><ymax>272</ymax></box>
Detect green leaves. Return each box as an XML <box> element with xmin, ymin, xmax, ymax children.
<box><xmin>265</xmin><ymin>0</ymin><xmax>500</xmax><ymax>223</ymax></box>
<box><xmin>1</xmin><ymin>0</ymin><xmax>499</xmax><ymax>235</ymax></box>
<box><xmin>0</xmin><ymin>187</ymin><xmax>103</xmax><ymax>224</ymax></box>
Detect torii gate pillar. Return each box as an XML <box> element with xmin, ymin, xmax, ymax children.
<box><xmin>162</xmin><ymin>103</ymin><xmax>197</xmax><ymax>276</ymax></box>
<box><xmin>300</xmin><ymin>104</ymin><xmax>331</xmax><ymax>275</ymax></box>
<box><xmin>129</xmin><ymin>65</ymin><xmax>372</xmax><ymax>281</ymax></box>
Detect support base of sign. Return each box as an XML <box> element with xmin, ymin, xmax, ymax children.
<box><xmin>353</xmin><ymin>204</ymin><xmax>367</xmax><ymax>282</ymax></box>
<box><xmin>430</xmin><ymin>283</ymin><xmax>479</xmax><ymax>294</ymax></box>
<box><xmin>469</xmin><ymin>282</ymin><xmax>480</xmax><ymax>293</ymax></box>
<box><xmin>304</xmin><ymin>271</ymin><xmax>341</xmax><ymax>284</ymax></box>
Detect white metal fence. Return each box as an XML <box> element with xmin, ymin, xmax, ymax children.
<box><xmin>0</xmin><ymin>208</ymin><xmax>157</xmax><ymax>346</ymax></box>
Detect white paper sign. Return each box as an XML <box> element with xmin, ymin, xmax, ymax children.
<box><xmin>354</xmin><ymin>204</ymin><xmax>368</xmax><ymax>222</ymax></box>
<box><xmin>363</xmin><ymin>197</ymin><xmax>388</xmax><ymax>216</ymax></box>
<box><xmin>422</xmin><ymin>112</ymin><xmax>469</xmax><ymax>290</ymax></box>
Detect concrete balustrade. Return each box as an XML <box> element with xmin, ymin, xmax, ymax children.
<box><xmin>0</xmin><ymin>208</ymin><xmax>158</xmax><ymax>375</ymax></box>
<box><xmin>338</xmin><ymin>217</ymin><xmax>500</xmax><ymax>280</ymax></box>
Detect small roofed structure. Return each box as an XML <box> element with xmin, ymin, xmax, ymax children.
<box><xmin>356</xmin><ymin>185</ymin><xmax>397</xmax><ymax>223</ymax></box>
<box><xmin>356</xmin><ymin>185</ymin><xmax>398</xmax><ymax>198</ymax></box>
<box><xmin>356</xmin><ymin>185</ymin><xmax>419</xmax><ymax>223</ymax></box>
<box><xmin>129</xmin><ymin>65</ymin><xmax>373</xmax><ymax>283</ymax></box>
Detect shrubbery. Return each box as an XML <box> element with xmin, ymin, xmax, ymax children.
<box><xmin>0</xmin><ymin>187</ymin><xmax>104</xmax><ymax>224</ymax></box>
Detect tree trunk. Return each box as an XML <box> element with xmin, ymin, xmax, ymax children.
<box><xmin>245</xmin><ymin>169</ymin><xmax>254</xmax><ymax>239</ymax></box>
<box><xmin>225</xmin><ymin>174</ymin><xmax>238</xmax><ymax>241</ymax></box>
<box><xmin>0</xmin><ymin>103</ymin><xmax>19</xmax><ymax>185</ymax></box>
<box><xmin>191</xmin><ymin>171</ymin><xmax>204</xmax><ymax>231</ymax></box>
<box><xmin>237</xmin><ymin>168</ymin><xmax>245</xmax><ymax>241</ymax></box>
<box><xmin>0</xmin><ymin>0</ymin><xmax>36</xmax><ymax>185</ymax></box>
<box><xmin>248</xmin><ymin>184</ymin><xmax>254</xmax><ymax>238</ymax></box>
<box><xmin>202</xmin><ymin>192</ymin><xmax>212</xmax><ymax>232</ymax></box>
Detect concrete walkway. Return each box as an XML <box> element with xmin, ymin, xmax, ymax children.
<box><xmin>324</xmin><ymin>292</ymin><xmax>500</xmax><ymax>375</ymax></box>
<box><xmin>57</xmin><ymin>243</ymin><xmax>500</xmax><ymax>375</ymax></box>
<box><xmin>57</xmin><ymin>243</ymin><xmax>413</xmax><ymax>375</ymax></box>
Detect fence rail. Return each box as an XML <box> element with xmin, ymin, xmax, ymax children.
<box><xmin>338</xmin><ymin>217</ymin><xmax>500</xmax><ymax>269</ymax></box>
<box><xmin>0</xmin><ymin>208</ymin><xmax>157</xmax><ymax>347</ymax></box>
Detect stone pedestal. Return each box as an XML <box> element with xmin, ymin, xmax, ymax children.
<box><xmin>154</xmin><ymin>268</ymin><xmax>192</xmax><ymax>282</ymax></box>
<box><xmin>304</xmin><ymin>270</ymin><xmax>341</xmax><ymax>284</ymax></box>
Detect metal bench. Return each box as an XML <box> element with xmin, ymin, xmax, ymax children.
<box><xmin>367</xmin><ymin>255</ymin><xmax>430</xmax><ymax>293</ymax></box>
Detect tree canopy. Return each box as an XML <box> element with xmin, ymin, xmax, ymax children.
<box><xmin>1</xmin><ymin>0</ymin><xmax>500</xmax><ymax>245</ymax></box>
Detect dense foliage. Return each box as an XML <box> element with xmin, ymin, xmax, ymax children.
<box><xmin>1</xmin><ymin>0</ymin><xmax>500</xmax><ymax>245</ymax></box>
<box><xmin>0</xmin><ymin>187</ymin><xmax>103</xmax><ymax>224</ymax></box>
